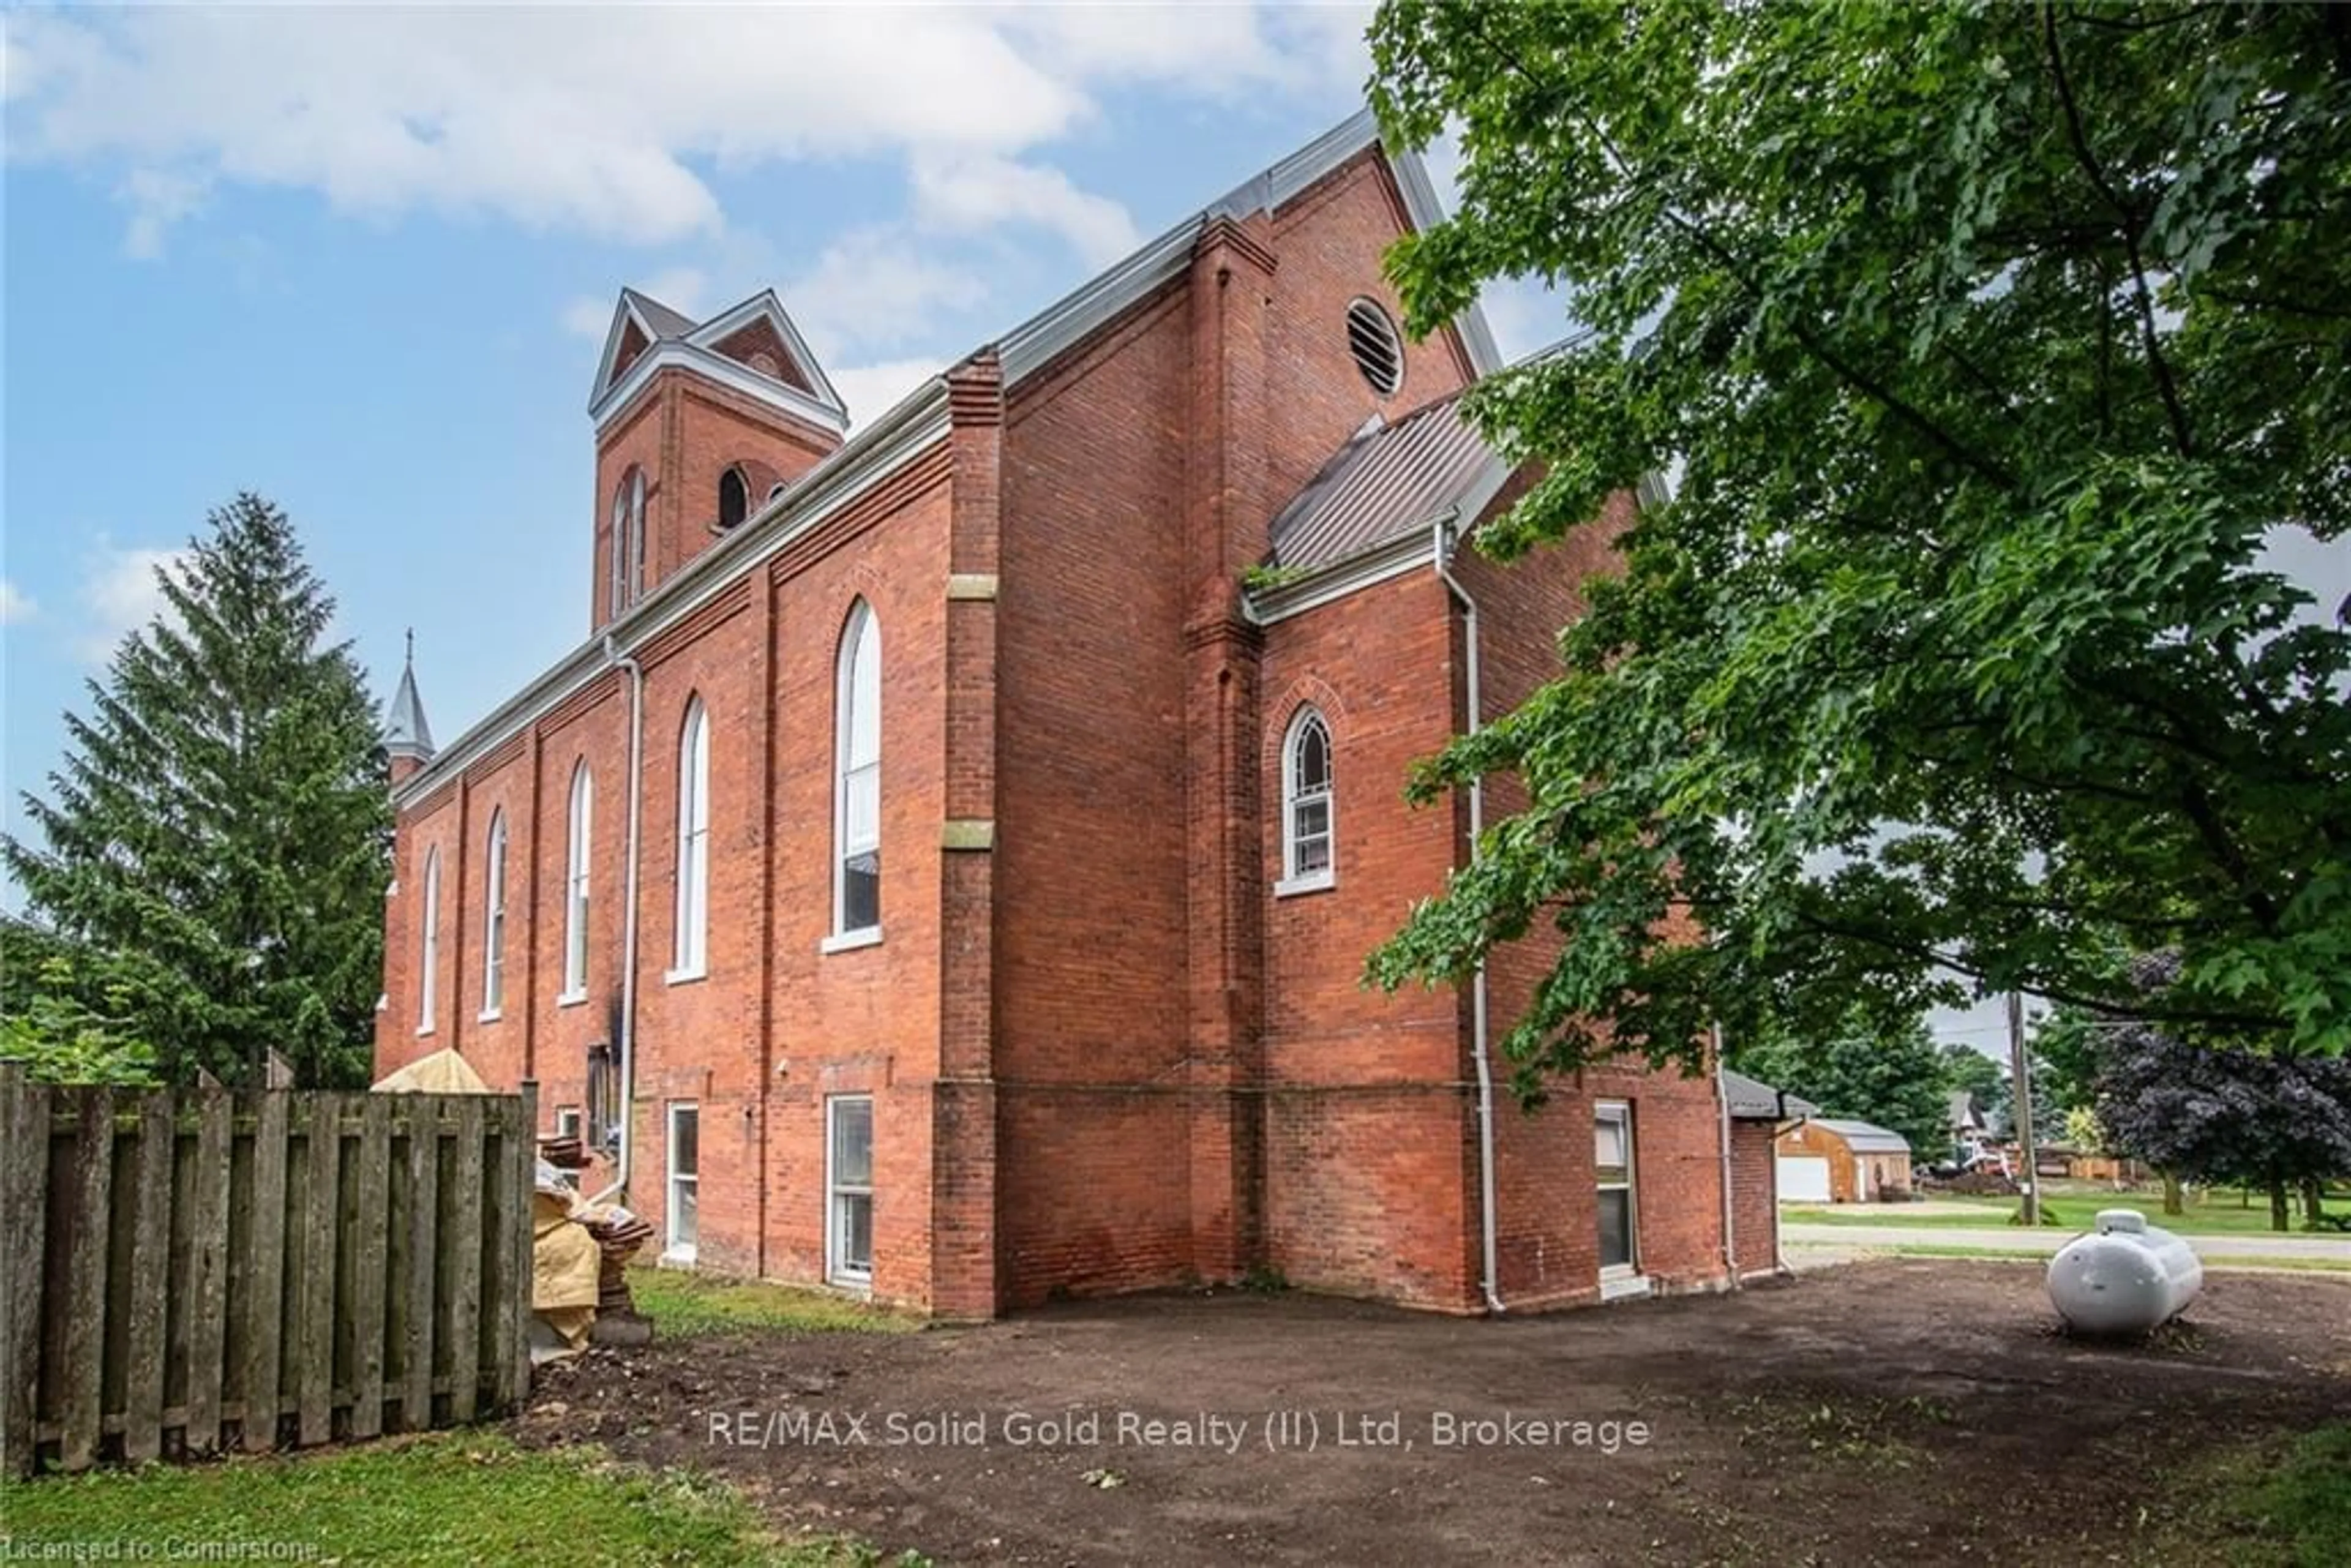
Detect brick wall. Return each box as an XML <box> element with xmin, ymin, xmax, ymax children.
<box><xmin>1259</xmin><ymin>570</ymin><xmax>1471</xmax><ymax>1306</ymax></box>
<box><xmin>1730</xmin><ymin>1120</ymin><xmax>1780</xmax><ymax>1278</ymax></box>
<box><xmin>1449</xmin><ymin>484</ymin><xmax>1733</xmax><ymax>1307</ymax></box>
<box><xmin>374</xmin><ymin>137</ymin><xmax>1725</xmax><ymax>1322</ymax></box>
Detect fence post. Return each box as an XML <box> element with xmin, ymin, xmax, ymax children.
<box><xmin>184</xmin><ymin>1087</ymin><xmax>233</xmax><ymax>1453</ymax></box>
<box><xmin>444</xmin><ymin>1097</ymin><xmax>486</xmax><ymax>1425</ymax></box>
<box><xmin>506</xmin><ymin>1083</ymin><xmax>538</xmax><ymax>1409</ymax></box>
<box><xmin>242</xmin><ymin>1089</ymin><xmax>289</xmax><ymax>1452</ymax></box>
<box><xmin>122</xmin><ymin>1092</ymin><xmax>175</xmax><ymax>1463</ymax></box>
<box><xmin>0</xmin><ymin>1062</ymin><xmax>48</xmax><ymax>1477</ymax></box>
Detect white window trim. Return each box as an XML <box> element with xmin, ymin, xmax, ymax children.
<box><xmin>831</xmin><ymin>602</ymin><xmax>882</xmax><ymax>942</ymax></box>
<box><xmin>1596</xmin><ymin>1099</ymin><xmax>1640</xmax><ymax>1280</ymax></box>
<box><xmin>673</xmin><ymin>699</ymin><xmax>710</xmax><ymax>976</ymax></box>
<box><xmin>665</xmin><ymin>1101</ymin><xmax>698</xmax><ymax>1266</ymax></box>
<box><xmin>563</xmin><ymin>761</ymin><xmax>592</xmax><ymax>997</ymax></box>
<box><xmin>826</xmin><ymin>1094</ymin><xmax>875</xmax><ymax>1288</ymax></box>
<box><xmin>1278</xmin><ymin>706</ymin><xmax>1336</xmax><ymax>896</ymax></box>
<box><xmin>819</xmin><ymin>926</ymin><xmax>884</xmax><ymax>956</ymax></box>
<box><xmin>554</xmin><ymin>1106</ymin><xmax>583</xmax><ymax>1139</ymax></box>
<box><xmin>481</xmin><ymin>810</ymin><xmax>507</xmax><ymax>1020</ymax></box>
<box><xmin>416</xmin><ymin>847</ymin><xmax>440</xmax><ymax>1036</ymax></box>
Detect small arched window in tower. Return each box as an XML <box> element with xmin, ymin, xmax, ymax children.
<box><xmin>718</xmin><ymin>467</ymin><xmax>748</xmax><ymax>531</ymax></box>
<box><xmin>628</xmin><ymin>469</ymin><xmax>648</xmax><ymax>601</ymax></box>
<box><xmin>1346</xmin><ymin>298</ymin><xmax>1404</xmax><ymax>397</ymax></box>
<box><xmin>607</xmin><ymin>484</ymin><xmax>629</xmax><ymax>619</ymax></box>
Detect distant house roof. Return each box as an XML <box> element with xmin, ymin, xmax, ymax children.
<box><xmin>1264</xmin><ymin>392</ymin><xmax>1506</xmax><ymax>574</ymax></box>
<box><xmin>1720</xmin><ymin>1067</ymin><xmax>1818</xmax><ymax>1121</ymax></box>
<box><xmin>1948</xmin><ymin>1089</ymin><xmax>1984</xmax><ymax>1130</ymax></box>
<box><xmin>1809</xmin><ymin>1119</ymin><xmax>1912</xmax><ymax>1155</ymax></box>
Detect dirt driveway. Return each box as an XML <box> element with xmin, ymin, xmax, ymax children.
<box><xmin>519</xmin><ymin>1261</ymin><xmax>2351</xmax><ymax>1566</ymax></box>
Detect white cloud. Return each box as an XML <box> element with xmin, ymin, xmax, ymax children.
<box><xmin>78</xmin><ymin>543</ymin><xmax>187</xmax><ymax>664</ymax></box>
<box><xmin>909</xmin><ymin>154</ymin><xmax>1140</xmax><ymax>268</ymax></box>
<box><xmin>790</xmin><ymin>232</ymin><xmax>988</xmax><ymax>360</ymax></box>
<box><xmin>0</xmin><ymin>580</ymin><xmax>37</xmax><ymax>625</ymax></box>
<box><xmin>118</xmin><ymin>167</ymin><xmax>210</xmax><ymax>258</ymax></box>
<box><xmin>829</xmin><ymin>359</ymin><xmax>948</xmax><ymax>432</ymax></box>
<box><xmin>3</xmin><ymin>7</ymin><xmax>1150</xmax><ymax>253</ymax></box>
<box><xmin>1008</xmin><ymin>3</ymin><xmax>1374</xmax><ymax>97</ymax></box>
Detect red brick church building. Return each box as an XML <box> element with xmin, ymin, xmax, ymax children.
<box><xmin>373</xmin><ymin>112</ymin><xmax>1781</xmax><ymax>1318</ymax></box>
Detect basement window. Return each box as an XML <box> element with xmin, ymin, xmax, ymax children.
<box><xmin>1596</xmin><ymin>1101</ymin><xmax>1638</xmax><ymax>1275</ymax></box>
<box><xmin>828</xmin><ymin>1095</ymin><xmax>874</xmax><ymax>1286</ymax></box>
<box><xmin>1346</xmin><ymin>298</ymin><xmax>1404</xmax><ymax>397</ymax></box>
<box><xmin>666</xmin><ymin>1102</ymin><xmax>699</xmax><ymax>1264</ymax></box>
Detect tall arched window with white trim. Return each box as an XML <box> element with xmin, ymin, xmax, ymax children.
<box><xmin>418</xmin><ymin>846</ymin><xmax>441</xmax><ymax>1032</ymax></box>
<box><xmin>673</xmin><ymin>699</ymin><xmax>710</xmax><ymax>977</ymax></box>
<box><xmin>607</xmin><ymin>482</ymin><xmax>628</xmax><ymax>618</ymax></box>
<box><xmin>833</xmin><ymin>602</ymin><xmax>882</xmax><ymax>940</ymax></box>
<box><xmin>1280</xmin><ymin>706</ymin><xmax>1334</xmax><ymax>891</ymax></box>
<box><xmin>628</xmin><ymin>468</ymin><xmax>648</xmax><ymax>604</ymax></box>
<box><xmin>481</xmin><ymin>811</ymin><xmax>508</xmax><ymax>1016</ymax></box>
<box><xmin>563</xmin><ymin>762</ymin><xmax>592</xmax><ymax>999</ymax></box>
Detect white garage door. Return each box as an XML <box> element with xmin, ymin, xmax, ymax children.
<box><xmin>1777</xmin><ymin>1155</ymin><xmax>1831</xmax><ymax>1203</ymax></box>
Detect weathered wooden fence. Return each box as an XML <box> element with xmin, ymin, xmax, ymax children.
<box><xmin>0</xmin><ymin>1063</ymin><xmax>536</xmax><ymax>1474</ymax></box>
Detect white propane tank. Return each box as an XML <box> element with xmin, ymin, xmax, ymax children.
<box><xmin>2046</xmin><ymin>1209</ymin><xmax>2203</xmax><ymax>1335</ymax></box>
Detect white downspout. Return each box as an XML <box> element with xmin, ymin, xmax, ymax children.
<box><xmin>588</xmin><ymin>634</ymin><xmax>646</xmax><ymax>1207</ymax></box>
<box><xmin>1433</xmin><ymin>518</ymin><xmax>1505</xmax><ymax>1315</ymax></box>
<box><xmin>1712</xmin><ymin>1021</ymin><xmax>1739</xmax><ymax>1288</ymax></box>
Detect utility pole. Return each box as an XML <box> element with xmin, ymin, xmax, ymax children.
<box><xmin>2008</xmin><ymin>989</ymin><xmax>2040</xmax><ymax>1226</ymax></box>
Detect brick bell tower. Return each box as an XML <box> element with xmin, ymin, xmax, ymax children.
<box><xmin>583</xmin><ymin>287</ymin><xmax>850</xmax><ymax>629</ymax></box>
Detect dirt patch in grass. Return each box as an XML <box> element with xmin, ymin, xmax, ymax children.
<box><xmin>517</xmin><ymin>1261</ymin><xmax>2351</xmax><ymax>1566</ymax></box>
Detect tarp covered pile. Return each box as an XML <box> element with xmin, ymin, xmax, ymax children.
<box><xmin>372</xmin><ymin>1050</ymin><xmax>651</xmax><ymax>1362</ymax></box>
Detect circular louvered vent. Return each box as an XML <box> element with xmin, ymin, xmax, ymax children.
<box><xmin>1346</xmin><ymin>298</ymin><xmax>1404</xmax><ymax>396</ymax></box>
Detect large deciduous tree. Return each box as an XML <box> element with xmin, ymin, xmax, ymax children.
<box><xmin>1367</xmin><ymin>1</ymin><xmax>2351</xmax><ymax>1087</ymax></box>
<box><xmin>4</xmin><ymin>493</ymin><xmax>392</xmax><ymax>1087</ymax></box>
<box><xmin>2093</xmin><ymin>958</ymin><xmax>2351</xmax><ymax>1229</ymax></box>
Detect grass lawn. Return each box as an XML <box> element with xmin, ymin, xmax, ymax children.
<box><xmin>626</xmin><ymin>1265</ymin><xmax>925</xmax><ymax>1338</ymax></box>
<box><xmin>1787</xmin><ymin>1185</ymin><xmax>2349</xmax><ymax>1238</ymax></box>
<box><xmin>0</xmin><ymin>1271</ymin><xmax>926</xmax><ymax>1564</ymax></box>
<box><xmin>0</xmin><ymin>1431</ymin><xmax>921</xmax><ymax>1566</ymax></box>
<box><xmin>2170</xmin><ymin>1423</ymin><xmax>2351</xmax><ymax>1566</ymax></box>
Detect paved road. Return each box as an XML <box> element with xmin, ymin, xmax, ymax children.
<box><xmin>1780</xmin><ymin>1222</ymin><xmax>2351</xmax><ymax>1262</ymax></box>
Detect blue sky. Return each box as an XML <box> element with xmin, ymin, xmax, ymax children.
<box><xmin>2</xmin><ymin>4</ymin><xmax>1575</xmax><ymax>885</ymax></box>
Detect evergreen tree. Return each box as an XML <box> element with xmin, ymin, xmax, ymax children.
<box><xmin>4</xmin><ymin>493</ymin><xmax>392</xmax><ymax>1086</ymax></box>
